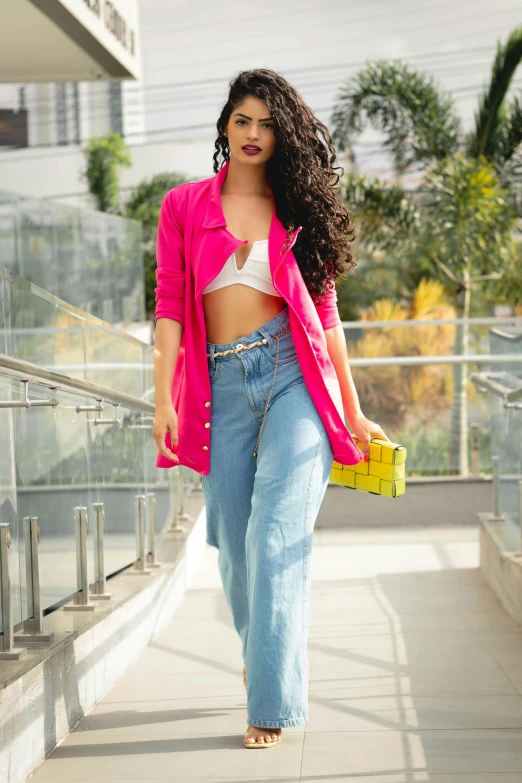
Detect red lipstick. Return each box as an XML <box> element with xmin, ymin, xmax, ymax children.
<box><xmin>242</xmin><ymin>145</ymin><xmax>262</xmax><ymax>156</ymax></box>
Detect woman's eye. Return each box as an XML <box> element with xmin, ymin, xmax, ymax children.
<box><xmin>234</xmin><ymin>120</ymin><xmax>274</xmax><ymax>130</ymax></box>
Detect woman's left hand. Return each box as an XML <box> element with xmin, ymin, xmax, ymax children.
<box><xmin>350</xmin><ymin>414</ymin><xmax>391</xmax><ymax>461</ymax></box>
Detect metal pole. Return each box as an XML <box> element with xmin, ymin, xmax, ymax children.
<box><xmin>64</xmin><ymin>507</ymin><xmax>95</xmax><ymax>611</ymax></box>
<box><xmin>146</xmin><ymin>493</ymin><xmax>161</xmax><ymax>569</ymax></box>
<box><xmin>128</xmin><ymin>495</ymin><xmax>151</xmax><ymax>575</ymax></box>
<box><xmin>176</xmin><ymin>468</ymin><xmax>190</xmax><ymax>522</ymax></box>
<box><xmin>90</xmin><ymin>503</ymin><xmax>112</xmax><ymax>600</ymax></box>
<box><xmin>470</xmin><ymin>424</ymin><xmax>480</xmax><ymax>476</ymax></box>
<box><xmin>519</xmin><ymin>480</ymin><xmax>522</xmax><ymax>554</ymax></box>
<box><xmin>168</xmin><ymin>468</ymin><xmax>185</xmax><ymax>532</ymax></box>
<box><xmin>14</xmin><ymin>517</ymin><xmax>55</xmax><ymax>645</ymax></box>
<box><xmin>491</xmin><ymin>455</ymin><xmax>502</xmax><ymax>519</ymax></box>
<box><xmin>0</xmin><ymin>523</ymin><xmax>27</xmax><ymax>659</ymax></box>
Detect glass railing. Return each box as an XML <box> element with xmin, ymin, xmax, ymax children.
<box><xmin>470</xmin><ymin>362</ymin><xmax>522</xmax><ymax>548</ymax></box>
<box><xmin>0</xmin><ymin>264</ymin><xmax>195</xmax><ymax>641</ymax></box>
<box><xmin>1</xmin><ymin>256</ymin><xmax>521</xmax><ymax>643</ymax></box>
<box><xmin>342</xmin><ymin>316</ymin><xmax>522</xmax><ymax>476</ymax></box>
<box><xmin>0</xmin><ymin>189</ymin><xmax>144</xmax><ymax>325</ymax></box>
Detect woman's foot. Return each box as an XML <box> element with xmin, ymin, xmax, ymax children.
<box><xmin>244</xmin><ymin>725</ymin><xmax>282</xmax><ymax>746</ymax></box>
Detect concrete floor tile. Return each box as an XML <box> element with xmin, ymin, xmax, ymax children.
<box><xmin>308</xmin><ymin>613</ymin><xmax>470</xmax><ymax>635</ymax></box>
<box><xmin>123</xmin><ymin>639</ymin><xmax>243</xmax><ymax>677</ymax></box>
<box><xmin>27</xmin><ymin>729</ymin><xmax>305</xmax><ymax>781</ymax></box>
<box><xmin>30</xmin><ymin>524</ymin><xmax>522</xmax><ymax>782</ymax></box>
<box><xmin>474</xmin><ymin>631</ymin><xmax>522</xmax><ymax>668</ymax></box>
<box><xmin>102</xmin><ymin>672</ymin><xmax>247</xmax><ymax>703</ymax></box>
<box><xmin>502</xmin><ymin>665</ymin><xmax>522</xmax><ymax>695</ymax></box>
<box><xmin>308</xmin><ymin>631</ymin><xmax>500</xmax><ymax>672</ymax></box>
<box><xmin>306</xmin><ymin>693</ymin><xmax>522</xmax><ymax>732</ymax></box>
<box><xmin>300</xmin><ymin>728</ymin><xmax>522</xmax><ymax>776</ymax></box>
<box><xmin>465</xmin><ymin>610</ymin><xmax>520</xmax><ymax>631</ymax></box>
<box><xmin>308</xmin><ymin>666</ymin><xmax>518</xmax><ymax>698</ymax></box>
<box><xmin>72</xmin><ymin>695</ymin><xmax>306</xmax><ymax>738</ymax></box>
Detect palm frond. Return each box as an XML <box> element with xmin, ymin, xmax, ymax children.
<box><xmin>467</xmin><ymin>25</ymin><xmax>522</xmax><ymax>162</ymax></box>
<box><xmin>330</xmin><ymin>60</ymin><xmax>461</xmax><ymax>169</ymax></box>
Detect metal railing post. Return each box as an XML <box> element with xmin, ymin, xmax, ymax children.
<box><xmin>14</xmin><ymin>517</ymin><xmax>55</xmax><ymax>645</ymax></box>
<box><xmin>470</xmin><ymin>424</ymin><xmax>481</xmax><ymax>476</ymax></box>
<box><xmin>146</xmin><ymin>493</ymin><xmax>161</xmax><ymax>569</ymax></box>
<box><xmin>491</xmin><ymin>455</ymin><xmax>502</xmax><ymax>520</ymax></box>
<box><xmin>176</xmin><ymin>468</ymin><xmax>190</xmax><ymax>522</ymax></box>
<box><xmin>89</xmin><ymin>503</ymin><xmax>112</xmax><ymax>600</ymax></box>
<box><xmin>64</xmin><ymin>507</ymin><xmax>95</xmax><ymax>612</ymax></box>
<box><xmin>0</xmin><ymin>523</ymin><xmax>27</xmax><ymax>659</ymax></box>
<box><xmin>129</xmin><ymin>495</ymin><xmax>151</xmax><ymax>575</ymax></box>
<box><xmin>519</xmin><ymin>480</ymin><xmax>522</xmax><ymax>553</ymax></box>
<box><xmin>168</xmin><ymin>468</ymin><xmax>185</xmax><ymax>532</ymax></box>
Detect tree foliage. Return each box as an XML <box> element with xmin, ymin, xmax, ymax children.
<box><xmin>124</xmin><ymin>173</ymin><xmax>191</xmax><ymax>318</ymax></box>
<box><xmin>82</xmin><ymin>133</ymin><xmax>131</xmax><ymax>214</ymax></box>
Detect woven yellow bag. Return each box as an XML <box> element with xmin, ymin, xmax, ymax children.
<box><xmin>330</xmin><ymin>435</ymin><xmax>407</xmax><ymax>497</ymax></box>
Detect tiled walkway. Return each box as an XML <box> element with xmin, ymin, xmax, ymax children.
<box><xmin>29</xmin><ymin>525</ymin><xmax>522</xmax><ymax>782</ymax></box>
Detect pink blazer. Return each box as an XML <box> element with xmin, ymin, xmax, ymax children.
<box><xmin>154</xmin><ymin>160</ymin><xmax>364</xmax><ymax>473</ymax></box>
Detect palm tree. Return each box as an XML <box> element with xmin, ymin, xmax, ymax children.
<box><xmin>331</xmin><ymin>27</ymin><xmax>522</xmax><ymax>475</ymax></box>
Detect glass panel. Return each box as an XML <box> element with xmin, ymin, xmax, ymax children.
<box><xmin>0</xmin><ymin>189</ymin><xmax>144</xmax><ymax>327</ymax></box>
<box><xmin>347</xmin><ymin>361</ymin><xmax>491</xmax><ymax>476</ymax></box>
<box><xmin>0</xmin><ymin>262</ymin><xmax>166</xmax><ymax>634</ymax></box>
<box><xmin>15</xmin><ymin>385</ymin><xmax>91</xmax><ymax>615</ymax></box>
<box><xmin>488</xmin><ymin>324</ymin><xmax>522</xmax><ymax>540</ymax></box>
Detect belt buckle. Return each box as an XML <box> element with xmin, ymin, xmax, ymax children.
<box><xmin>236</xmin><ymin>343</ymin><xmax>244</xmax><ymax>350</ymax></box>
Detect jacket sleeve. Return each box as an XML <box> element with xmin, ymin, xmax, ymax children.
<box><xmin>154</xmin><ymin>189</ymin><xmax>186</xmax><ymax>328</ymax></box>
<box><xmin>315</xmin><ymin>280</ymin><xmax>342</xmax><ymax>330</ymax></box>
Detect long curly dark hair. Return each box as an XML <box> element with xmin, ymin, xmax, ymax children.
<box><xmin>212</xmin><ymin>68</ymin><xmax>358</xmax><ymax>304</ymax></box>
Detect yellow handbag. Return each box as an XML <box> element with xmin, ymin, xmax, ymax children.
<box><xmin>330</xmin><ymin>435</ymin><xmax>407</xmax><ymax>497</ymax></box>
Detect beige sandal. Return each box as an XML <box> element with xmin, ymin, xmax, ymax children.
<box><xmin>244</xmin><ymin>727</ymin><xmax>283</xmax><ymax>749</ymax></box>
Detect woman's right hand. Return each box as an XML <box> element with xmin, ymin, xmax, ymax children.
<box><xmin>152</xmin><ymin>402</ymin><xmax>180</xmax><ymax>463</ymax></box>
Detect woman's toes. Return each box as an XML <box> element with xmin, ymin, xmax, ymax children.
<box><xmin>271</xmin><ymin>733</ymin><xmax>278</xmax><ymax>741</ymax></box>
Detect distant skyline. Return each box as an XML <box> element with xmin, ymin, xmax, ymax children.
<box><xmin>136</xmin><ymin>0</ymin><xmax>521</xmax><ymax>180</ymax></box>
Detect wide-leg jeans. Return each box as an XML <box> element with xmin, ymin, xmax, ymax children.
<box><xmin>202</xmin><ymin>305</ymin><xmax>334</xmax><ymax>729</ymax></box>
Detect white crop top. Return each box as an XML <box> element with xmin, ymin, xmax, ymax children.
<box><xmin>201</xmin><ymin>239</ymin><xmax>279</xmax><ymax>296</ymax></box>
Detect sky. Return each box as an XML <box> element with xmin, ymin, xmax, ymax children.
<box><xmin>134</xmin><ymin>0</ymin><xmax>522</xmax><ymax>182</ymax></box>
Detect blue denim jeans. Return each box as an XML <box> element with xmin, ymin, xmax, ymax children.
<box><xmin>202</xmin><ymin>306</ymin><xmax>334</xmax><ymax>728</ymax></box>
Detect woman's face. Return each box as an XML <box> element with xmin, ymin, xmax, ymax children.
<box><xmin>224</xmin><ymin>95</ymin><xmax>276</xmax><ymax>166</ymax></box>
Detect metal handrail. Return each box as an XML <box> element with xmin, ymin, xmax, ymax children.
<box><xmin>0</xmin><ymin>353</ymin><xmax>154</xmax><ymax>413</ymax></box>
<box><xmin>345</xmin><ymin>354</ymin><xmax>522</xmax><ymax>367</ymax></box>
<box><xmin>1</xmin><ymin>351</ymin><xmax>521</xmax><ymax>407</ymax></box>
<box><xmin>63</xmin><ymin>356</ymin><xmax>522</xmax><ymax>373</ymax></box>
<box><xmin>342</xmin><ymin>316</ymin><xmax>522</xmax><ymax>329</ymax></box>
<box><xmin>469</xmin><ymin>371</ymin><xmax>522</xmax><ymax>402</ymax></box>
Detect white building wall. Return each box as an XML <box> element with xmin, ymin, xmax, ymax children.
<box><xmin>0</xmin><ymin>140</ymin><xmax>215</xmax><ymax>208</ymax></box>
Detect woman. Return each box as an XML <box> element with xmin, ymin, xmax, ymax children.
<box><xmin>152</xmin><ymin>68</ymin><xmax>390</xmax><ymax>749</ymax></box>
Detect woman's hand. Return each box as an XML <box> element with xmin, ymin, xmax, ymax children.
<box><xmin>152</xmin><ymin>402</ymin><xmax>180</xmax><ymax>463</ymax></box>
<box><xmin>350</xmin><ymin>414</ymin><xmax>391</xmax><ymax>461</ymax></box>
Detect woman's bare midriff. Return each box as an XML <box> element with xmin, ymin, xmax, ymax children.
<box><xmin>203</xmin><ymin>285</ymin><xmax>286</xmax><ymax>344</ymax></box>
<box><xmin>204</xmin><ymin>189</ymin><xmax>282</xmax><ymax>343</ymax></box>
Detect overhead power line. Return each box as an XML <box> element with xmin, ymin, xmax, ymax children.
<box><xmin>11</xmin><ymin>40</ymin><xmax>500</xmax><ymax>115</ymax></box>
<box><xmin>6</xmin><ymin>72</ymin><xmax>522</xmax><ymax>151</ymax></box>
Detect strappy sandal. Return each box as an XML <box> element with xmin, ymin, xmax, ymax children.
<box><xmin>244</xmin><ymin>727</ymin><xmax>283</xmax><ymax>749</ymax></box>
